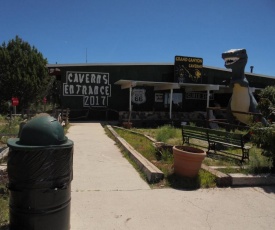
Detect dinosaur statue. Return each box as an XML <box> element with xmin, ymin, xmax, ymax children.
<box><xmin>221</xmin><ymin>49</ymin><xmax>265</xmax><ymax>125</ymax></box>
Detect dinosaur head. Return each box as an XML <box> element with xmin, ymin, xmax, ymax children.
<box><xmin>222</xmin><ymin>49</ymin><xmax>247</xmax><ymax>70</ymax></box>
<box><xmin>222</xmin><ymin>49</ymin><xmax>248</xmax><ymax>86</ymax></box>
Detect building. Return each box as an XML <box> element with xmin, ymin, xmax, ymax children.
<box><xmin>47</xmin><ymin>59</ymin><xmax>275</xmax><ymax>126</ymax></box>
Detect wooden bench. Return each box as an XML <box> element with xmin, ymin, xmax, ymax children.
<box><xmin>182</xmin><ymin>125</ymin><xmax>251</xmax><ymax>162</ymax></box>
<box><xmin>207</xmin><ymin>129</ymin><xmax>251</xmax><ymax>162</ymax></box>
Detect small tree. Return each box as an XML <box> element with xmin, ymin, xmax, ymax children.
<box><xmin>250</xmin><ymin>86</ymin><xmax>275</xmax><ymax>171</ymax></box>
<box><xmin>0</xmin><ymin>36</ymin><xmax>53</xmax><ymax>112</ymax></box>
<box><xmin>250</xmin><ymin>123</ymin><xmax>275</xmax><ymax>170</ymax></box>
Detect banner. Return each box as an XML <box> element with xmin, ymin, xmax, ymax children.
<box><xmin>63</xmin><ymin>71</ymin><xmax>111</xmax><ymax>107</ymax></box>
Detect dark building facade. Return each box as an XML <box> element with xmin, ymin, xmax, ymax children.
<box><xmin>47</xmin><ymin>62</ymin><xmax>275</xmax><ymax>124</ymax></box>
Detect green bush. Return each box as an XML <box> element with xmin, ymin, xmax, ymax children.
<box><xmin>0</xmin><ymin>116</ymin><xmax>21</xmax><ymax>134</ymax></box>
<box><xmin>0</xmin><ymin>116</ymin><xmax>22</xmax><ymax>144</ymax></box>
<box><xmin>155</xmin><ymin>125</ymin><xmax>179</xmax><ymax>142</ymax></box>
<box><xmin>250</xmin><ymin>122</ymin><xmax>275</xmax><ymax>170</ymax></box>
<box><xmin>249</xmin><ymin>86</ymin><xmax>275</xmax><ymax>171</ymax></box>
<box><xmin>257</xmin><ymin>86</ymin><xmax>275</xmax><ymax>121</ymax></box>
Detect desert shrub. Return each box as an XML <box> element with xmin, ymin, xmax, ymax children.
<box><xmin>155</xmin><ymin>125</ymin><xmax>179</xmax><ymax>142</ymax></box>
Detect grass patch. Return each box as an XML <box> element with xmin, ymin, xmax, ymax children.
<box><xmin>135</xmin><ymin>125</ymin><xmax>182</xmax><ymax>146</ymax></box>
<box><xmin>167</xmin><ymin>169</ymin><xmax>217</xmax><ymax>190</ymax></box>
<box><xmin>0</xmin><ymin>115</ymin><xmax>22</xmax><ymax>145</ymax></box>
<box><xmin>0</xmin><ymin>116</ymin><xmax>19</xmax><ymax>227</ymax></box>
<box><xmin>137</xmin><ymin>126</ymin><xmax>272</xmax><ymax>173</ymax></box>
<box><xmin>112</xmin><ymin>127</ymin><xmax>216</xmax><ymax>189</ymax></box>
<box><xmin>155</xmin><ymin>125</ymin><xmax>180</xmax><ymax>143</ymax></box>
<box><xmin>114</xmin><ymin>128</ymin><xmax>156</xmax><ymax>161</ymax></box>
<box><xmin>109</xmin><ymin>125</ymin><xmax>273</xmax><ymax>189</ymax></box>
<box><xmin>0</xmin><ymin>160</ymin><xmax>9</xmax><ymax>228</ymax></box>
<box><xmin>0</xmin><ymin>183</ymin><xmax>9</xmax><ymax>228</ymax></box>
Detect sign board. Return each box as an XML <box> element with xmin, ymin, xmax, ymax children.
<box><xmin>12</xmin><ymin>97</ymin><xmax>19</xmax><ymax>106</ymax></box>
<box><xmin>174</xmin><ymin>56</ymin><xmax>203</xmax><ymax>83</ymax></box>
<box><xmin>131</xmin><ymin>88</ymin><xmax>146</xmax><ymax>104</ymax></box>
<box><xmin>63</xmin><ymin>71</ymin><xmax>111</xmax><ymax>107</ymax></box>
<box><xmin>155</xmin><ymin>93</ymin><xmax>163</xmax><ymax>103</ymax></box>
<box><xmin>185</xmin><ymin>92</ymin><xmax>214</xmax><ymax>100</ymax></box>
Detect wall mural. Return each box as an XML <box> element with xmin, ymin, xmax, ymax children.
<box><xmin>63</xmin><ymin>71</ymin><xmax>111</xmax><ymax>107</ymax></box>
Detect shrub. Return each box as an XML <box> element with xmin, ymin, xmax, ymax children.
<box><xmin>250</xmin><ymin>122</ymin><xmax>275</xmax><ymax>170</ymax></box>
<box><xmin>155</xmin><ymin>125</ymin><xmax>178</xmax><ymax>142</ymax></box>
<box><xmin>249</xmin><ymin>86</ymin><xmax>275</xmax><ymax>171</ymax></box>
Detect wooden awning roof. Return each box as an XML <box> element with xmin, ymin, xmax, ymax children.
<box><xmin>114</xmin><ymin>80</ymin><xmax>220</xmax><ymax>91</ymax></box>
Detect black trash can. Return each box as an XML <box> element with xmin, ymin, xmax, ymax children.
<box><xmin>7</xmin><ymin>115</ymin><xmax>74</xmax><ymax>230</ymax></box>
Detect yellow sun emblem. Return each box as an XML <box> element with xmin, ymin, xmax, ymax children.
<box><xmin>194</xmin><ymin>69</ymin><xmax>201</xmax><ymax>80</ymax></box>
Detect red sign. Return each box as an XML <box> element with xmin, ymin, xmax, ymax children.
<box><xmin>12</xmin><ymin>97</ymin><xmax>19</xmax><ymax>106</ymax></box>
<box><xmin>43</xmin><ymin>97</ymin><xmax>47</xmax><ymax>104</ymax></box>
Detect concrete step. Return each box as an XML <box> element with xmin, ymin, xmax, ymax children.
<box><xmin>229</xmin><ymin>173</ymin><xmax>275</xmax><ymax>186</ymax></box>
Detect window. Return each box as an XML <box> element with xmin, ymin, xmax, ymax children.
<box><xmin>164</xmin><ymin>92</ymin><xmax>183</xmax><ymax>109</ymax></box>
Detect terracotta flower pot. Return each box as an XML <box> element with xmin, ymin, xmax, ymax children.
<box><xmin>173</xmin><ymin>145</ymin><xmax>206</xmax><ymax>178</ymax></box>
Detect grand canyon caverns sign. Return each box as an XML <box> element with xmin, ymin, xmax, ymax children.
<box><xmin>63</xmin><ymin>71</ymin><xmax>111</xmax><ymax>107</ymax></box>
<box><xmin>174</xmin><ymin>56</ymin><xmax>203</xmax><ymax>83</ymax></box>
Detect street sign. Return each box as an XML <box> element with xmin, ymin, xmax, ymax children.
<box><xmin>12</xmin><ymin>97</ymin><xmax>19</xmax><ymax>106</ymax></box>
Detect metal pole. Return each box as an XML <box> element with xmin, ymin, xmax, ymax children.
<box><xmin>169</xmin><ymin>88</ymin><xmax>173</xmax><ymax>119</ymax></box>
<box><xmin>206</xmin><ymin>90</ymin><xmax>210</xmax><ymax>108</ymax></box>
<box><xmin>129</xmin><ymin>86</ymin><xmax>132</xmax><ymax>113</ymax></box>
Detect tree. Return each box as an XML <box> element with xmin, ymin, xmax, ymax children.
<box><xmin>0</xmin><ymin>36</ymin><xmax>53</xmax><ymax>112</ymax></box>
<box><xmin>257</xmin><ymin>86</ymin><xmax>275</xmax><ymax>119</ymax></box>
<box><xmin>250</xmin><ymin>86</ymin><xmax>275</xmax><ymax>171</ymax></box>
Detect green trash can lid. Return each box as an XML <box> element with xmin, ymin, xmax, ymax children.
<box><xmin>7</xmin><ymin>115</ymin><xmax>71</xmax><ymax>149</ymax></box>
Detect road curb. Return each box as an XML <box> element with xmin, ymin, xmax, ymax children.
<box><xmin>229</xmin><ymin>173</ymin><xmax>275</xmax><ymax>186</ymax></box>
<box><xmin>201</xmin><ymin>164</ymin><xmax>232</xmax><ymax>187</ymax></box>
<box><xmin>202</xmin><ymin>164</ymin><xmax>275</xmax><ymax>187</ymax></box>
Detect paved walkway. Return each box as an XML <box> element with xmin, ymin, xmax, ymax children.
<box><xmin>67</xmin><ymin>122</ymin><xmax>275</xmax><ymax>230</ymax></box>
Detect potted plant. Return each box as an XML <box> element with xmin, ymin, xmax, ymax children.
<box><xmin>173</xmin><ymin>145</ymin><xmax>206</xmax><ymax>178</ymax></box>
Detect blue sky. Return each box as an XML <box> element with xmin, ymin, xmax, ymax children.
<box><xmin>1</xmin><ymin>0</ymin><xmax>275</xmax><ymax>77</ymax></box>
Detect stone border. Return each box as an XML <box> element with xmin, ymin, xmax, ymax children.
<box><xmin>107</xmin><ymin>125</ymin><xmax>164</xmax><ymax>183</ymax></box>
<box><xmin>204</xmin><ymin>165</ymin><xmax>275</xmax><ymax>187</ymax></box>
<box><xmin>229</xmin><ymin>173</ymin><xmax>275</xmax><ymax>186</ymax></box>
<box><xmin>0</xmin><ymin>147</ymin><xmax>9</xmax><ymax>172</ymax></box>
<box><xmin>201</xmin><ymin>164</ymin><xmax>232</xmax><ymax>187</ymax></box>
